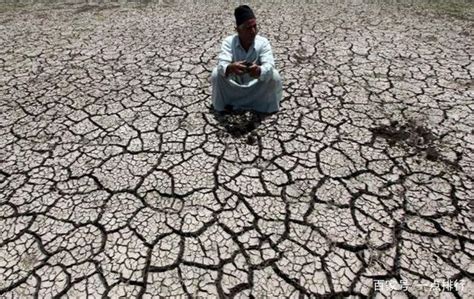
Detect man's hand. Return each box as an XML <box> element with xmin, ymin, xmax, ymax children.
<box><xmin>248</xmin><ymin>63</ymin><xmax>261</xmax><ymax>78</ymax></box>
<box><xmin>226</xmin><ymin>61</ymin><xmax>248</xmax><ymax>76</ymax></box>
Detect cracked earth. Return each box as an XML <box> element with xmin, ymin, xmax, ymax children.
<box><xmin>1</xmin><ymin>0</ymin><xmax>473</xmax><ymax>297</ymax></box>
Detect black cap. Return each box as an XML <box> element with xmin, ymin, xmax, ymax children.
<box><xmin>234</xmin><ymin>5</ymin><xmax>255</xmax><ymax>26</ymax></box>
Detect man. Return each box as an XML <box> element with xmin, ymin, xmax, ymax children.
<box><xmin>211</xmin><ymin>5</ymin><xmax>282</xmax><ymax>114</ymax></box>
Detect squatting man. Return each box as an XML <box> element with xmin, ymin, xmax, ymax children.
<box><xmin>211</xmin><ymin>5</ymin><xmax>282</xmax><ymax>113</ymax></box>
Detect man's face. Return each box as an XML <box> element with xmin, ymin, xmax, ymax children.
<box><xmin>237</xmin><ymin>18</ymin><xmax>258</xmax><ymax>44</ymax></box>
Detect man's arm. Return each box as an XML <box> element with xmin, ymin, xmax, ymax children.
<box><xmin>217</xmin><ymin>37</ymin><xmax>247</xmax><ymax>77</ymax></box>
<box><xmin>217</xmin><ymin>38</ymin><xmax>233</xmax><ymax>77</ymax></box>
<box><xmin>257</xmin><ymin>40</ymin><xmax>275</xmax><ymax>81</ymax></box>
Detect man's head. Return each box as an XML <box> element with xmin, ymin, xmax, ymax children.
<box><xmin>235</xmin><ymin>5</ymin><xmax>258</xmax><ymax>45</ymax></box>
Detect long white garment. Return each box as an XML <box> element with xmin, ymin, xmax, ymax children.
<box><xmin>211</xmin><ymin>34</ymin><xmax>283</xmax><ymax>113</ymax></box>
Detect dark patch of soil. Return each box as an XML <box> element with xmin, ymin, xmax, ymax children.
<box><xmin>370</xmin><ymin>120</ymin><xmax>435</xmax><ymax>148</ymax></box>
<box><xmin>370</xmin><ymin>119</ymin><xmax>461</xmax><ymax>170</ymax></box>
<box><xmin>211</xmin><ymin>105</ymin><xmax>265</xmax><ymax>143</ymax></box>
<box><xmin>246</xmin><ymin>133</ymin><xmax>257</xmax><ymax>145</ymax></box>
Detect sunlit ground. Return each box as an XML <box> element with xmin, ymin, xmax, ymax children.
<box><xmin>0</xmin><ymin>0</ymin><xmax>473</xmax><ymax>297</ymax></box>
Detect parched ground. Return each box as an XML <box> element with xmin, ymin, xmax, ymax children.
<box><xmin>0</xmin><ymin>0</ymin><xmax>473</xmax><ymax>297</ymax></box>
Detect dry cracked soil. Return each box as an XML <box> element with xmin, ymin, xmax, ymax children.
<box><xmin>0</xmin><ymin>0</ymin><xmax>473</xmax><ymax>297</ymax></box>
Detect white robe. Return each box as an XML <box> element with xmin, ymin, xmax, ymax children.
<box><xmin>211</xmin><ymin>34</ymin><xmax>283</xmax><ymax>113</ymax></box>
<box><xmin>211</xmin><ymin>68</ymin><xmax>282</xmax><ymax>113</ymax></box>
